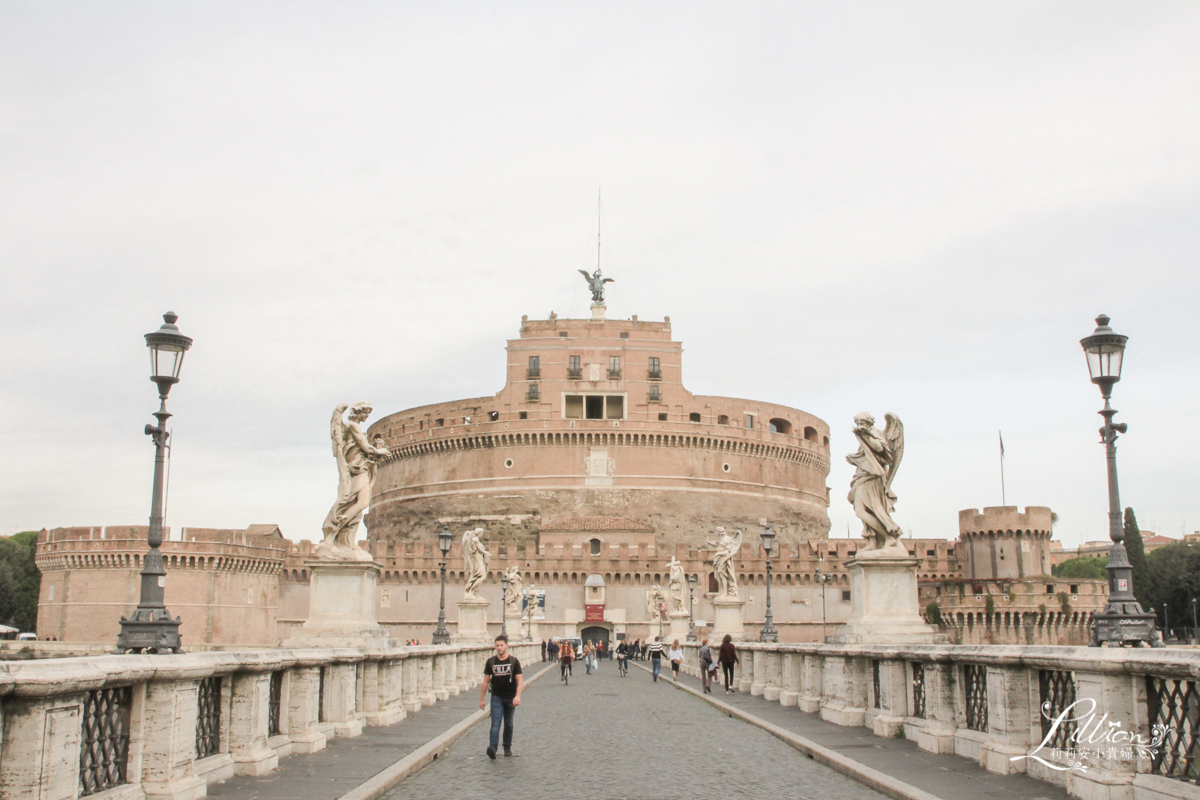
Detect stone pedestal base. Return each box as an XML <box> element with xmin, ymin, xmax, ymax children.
<box><xmin>283</xmin><ymin>558</ymin><xmax>386</xmax><ymax>647</ymax></box>
<box><xmin>668</xmin><ymin>612</ymin><xmax>691</xmax><ymax>644</ymax></box>
<box><xmin>710</xmin><ymin>597</ymin><xmax>745</xmax><ymax>642</ymax></box>
<box><xmin>505</xmin><ymin>612</ymin><xmax>523</xmax><ymax>641</ymax></box>
<box><xmin>454</xmin><ymin>598</ymin><xmax>490</xmax><ymax>642</ymax></box>
<box><xmin>591</xmin><ymin>302</ymin><xmax>606</xmax><ymax>320</ymax></box>
<box><xmin>827</xmin><ymin>556</ymin><xmax>948</xmax><ymax>644</ymax></box>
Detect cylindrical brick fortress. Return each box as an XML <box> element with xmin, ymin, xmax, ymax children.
<box><xmin>366</xmin><ymin>311</ymin><xmax>831</xmax><ymax>548</ymax></box>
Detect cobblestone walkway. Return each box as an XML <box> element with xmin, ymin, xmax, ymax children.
<box><xmin>385</xmin><ymin>658</ymin><xmax>890</xmax><ymax>800</ymax></box>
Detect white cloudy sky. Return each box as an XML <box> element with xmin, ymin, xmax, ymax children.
<box><xmin>2</xmin><ymin>3</ymin><xmax>1198</xmax><ymax>549</ymax></box>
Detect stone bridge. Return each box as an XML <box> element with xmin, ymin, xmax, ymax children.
<box><xmin>0</xmin><ymin>642</ymin><xmax>1196</xmax><ymax>800</ymax></box>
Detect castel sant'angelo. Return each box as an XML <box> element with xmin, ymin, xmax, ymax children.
<box><xmin>364</xmin><ymin>297</ymin><xmax>833</xmax><ymax>552</ymax></box>
<box><xmin>35</xmin><ymin>277</ymin><xmax>1104</xmax><ymax>648</ymax></box>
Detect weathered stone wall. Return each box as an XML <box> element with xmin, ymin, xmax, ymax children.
<box><xmin>35</xmin><ymin>526</ymin><xmax>286</xmax><ymax>647</ymax></box>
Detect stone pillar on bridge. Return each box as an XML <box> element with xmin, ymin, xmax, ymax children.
<box><xmin>710</xmin><ymin>597</ymin><xmax>745</xmax><ymax>643</ymax></box>
<box><xmin>230</xmin><ymin>672</ymin><xmax>280</xmax><ymax>776</ymax></box>
<box><xmin>826</xmin><ymin>556</ymin><xmax>948</xmax><ymax>645</ymax></box>
<box><xmin>285</xmin><ymin>559</ymin><xmax>390</xmax><ymax>649</ymax></box>
<box><xmin>286</xmin><ymin>667</ymin><xmax>328</xmax><ymax>754</ymax></box>
<box><xmin>455</xmin><ymin>598</ymin><xmax>490</xmax><ymax>642</ymax></box>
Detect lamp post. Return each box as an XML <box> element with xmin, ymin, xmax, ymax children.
<box><xmin>814</xmin><ymin>565</ymin><xmax>832</xmax><ymax>643</ymax></box>
<box><xmin>1162</xmin><ymin>604</ymin><xmax>1170</xmax><ymax>642</ymax></box>
<box><xmin>1081</xmin><ymin>315</ymin><xmax>1161</xmax><ymax>647</ymax></box>
<box><xmin>116</xmin><ymin>312</ymin><xmax>192</xmax><ymax>654</ymax></box>
<box><xmin>686</xmin><ymin>573</ymin><xmax>698</xmax><ymax>642</ymax></box>
<box><xmin>500</xmin><ymin>572</ymin><xmax>509</xmax><ymax>640</ymax></box>
<box><xmin>1192</xmin><ymin>598</ymin><xmax>1198</xmax><ymax>643</ymax></box>
<box><xmin>759</xmin><ymin>527</ymin><xmax>778</xmax><ymax>642</ymax></box>
<box><xmin>432</xmin><ymin>526</ymin><xmax>453</xmax><ymax>644</ymax></box>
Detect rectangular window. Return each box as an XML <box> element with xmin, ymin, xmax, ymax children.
<box><xmin>527</xmin><ymin>383</ymin><xmax>539</xmax><ymax>401</ymax></box>
<box><xmin>842</xmin><ymin>590</ymin><xmax>852</xmax><ymax>602</ymax></box>
<box><xmin>605</xmin><ymin>395</ymin><xmax>624</xmax><ymax>419</ymax></box>
<box><xmin>608</xmin><ymin>356</ymin><xmax>621</xmax><ymax>379</ymax></box>
<box><xmin>746</xmin><ymin>414</ymin><xmax>755</xmax><ymax>429</ymax></box>
<box><xmin>649</xmin><ymin>385</ymin><xmax>661</xmax><ymax>402</ymax></box>
<box><xmin>648</xmin><ymin>357</ymin><xmax>661</xmax><ymax>379</ymax></box>
<box><xmin>620</xmin><ymin>332</ymin><xmax>628</xmax><ymax>339</ymax></box>
<box><xmin>568</xmin><ymin>355</ymin><xmax>581</xmax><ymax>379</ymax></box>
<box><xmin>565</xmin><ymin>395</ymin><xmax>583</xmax><ymax>419</ymax></box>
<box><xmin>558</xmin><ymin>331</ymin><xmax>568</xmax><ymax>337</ymax></box>
<box><xmin>586</xmin><ymin>396</ymin><xmax>604</xmax><ymax>419</ymax></box>
<box><xmin>658</xmin><ymin>412</ymin><xmax>668</xmax><ymax>421</ymax></box>
<box><xmin>518</xmin><ymin>411</ymin><xmax>528</xmax><ymax>420</ymax></box>
<box><xmin>527</xmin><ymin>356</ymin><xmax>540</xmax><ymax>378</ymax></box>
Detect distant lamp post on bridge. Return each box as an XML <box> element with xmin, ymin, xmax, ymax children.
<box><xmin>1080</xmin><ymin>315</ymin><xmax>1160</xmax><ymax>647</ymax></box>
<box><xmin>686</xmin><ymin>573</ymin><xmax>698</xmax><ymax>642</ymax></box>
<box><xmin>500</xmin><ymin>572</ymin><xmax>509</xmax><ymax>640</ymax></box>
<box><xmin>1162</xmin><ymin>604</ymin><xmax>1170</xmax><ymax>642</ymax></box>
<box><xmin>815</xmin><ymin>566</ymin><xmax>832</xmax><ymax>643</ymax></box>
<box><xmin>116</xmin><ymin>312</ymin><xmax>192</xmax><ymax>654</ymax></box>
<box><xmin>759</xmin><ymin>526</ymin><xmax>778</xmax><ymax>643</ymax></box>
<box><xmin>432</xmin><ymin>526</ymin><xmax>453</xmax><ymax>644</ymax></box>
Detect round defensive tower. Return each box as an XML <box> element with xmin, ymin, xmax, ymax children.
<box><xmin>366</xmin><ymin>309</ymin><xmax>832</xmax><ymax>549</ymax></box>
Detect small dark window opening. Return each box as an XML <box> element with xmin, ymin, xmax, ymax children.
<box><xmin>649</xmin><ymin>385</ymin><xmax>661</xmax><ymax>402</ymax></box>
<box><xmin>436</xmin><ymin>418</ymin><xmax>444</xmax><ymax>427</ymax></box>
<box><xmin>841</xmin><ymin>590</ymin><xmax>852</xmax><ymax>602</ymax></box>
<box><xmin>746</xmin><ymin>414</ymin><xmax>755</xmax><ymax>429</ymax></box>
<box><xmin>609</xmin><ymin>356</ymin><xmax>621</xmax><ymax>379</ymax></box>
<box><xmin>558</xmin><ymin>331</ymin><xmax>568</xmax><ymax>338</ymax></box>
<box><xmin>620</xmin><ymin>332</ymin><xmax>628</xmax><ymax>339</ymax></box>
<box><xmin>1046</xmin><ymin>585</ymin><xmax>1055</xmax><ymax>594</ymax></box>
<box><xmin>708</xmin><ymin>573</ymin><xmax>719</xmax><ymax>593</ymax></box>
<box><xmin>527</xmin><ymin>383</ymin><xmax>540</xmax><ymax>401</ymax></box>
<box><xmin>527</xmin><ymin>356</ymin><xmax>540</xmax><ymax>378</ymax></box>
<box><xmin>568</xmin><ymin>355</ymin><xmax>581</xmax><ymax>379</ymax></box>
<box><xmin>658</xmin><ymin>412</ymin><xmax>668</xmax><ymax>421</ymax></box>
<box><xmin>803</xmin><ymin>425</ymin><xmax>818</xmax><ymax>442</ymax></box>
<box><xmin>769</xmin><ymin>418</ymin><xmax>792</xmax><ymax>435</ymax></box>
<box><xmin>689</xmin><ymin>412</ymin><xmax>701</xmax><ymax>423</ymax></box>
<box><xmin>1070</xmin><ymin>584</ymin><xmax>1078</xmax><ymax>594</ymax></box>
<box><xmin>718</xmin><ymin>415</ymin><xmax>729</xmax><ymax>425</ymax></box>
<box><xmin>586</xmin><ymin>396</ymin><xmax>604</xmax><ymax>419</ymax></box>
<box><xmin>926</xmin><ymin>549</ymin><xmax>936</xmax><ymax>557</ymax></box>
<box><xmin>489</xmin><ymin>411</ymin><xmax>499</xmax><ymax>421</ymax></box>
<box><xmin>648</xmin><ymin>357</ymin><xmax>661</xmax><ymax>379</ymax></box>
<box><xmin>519</xmin><ymin>411</ymin><xmax>528</xmax><ymax>420</ymax></box>
<box><xmin>590</xmin><ymin>538</ymin><xmax>601</xmax><ymax>555</ymax></box>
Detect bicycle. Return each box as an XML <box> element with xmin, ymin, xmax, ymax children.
<box><xmin>617</xmin><ymin>656</ymin><xmax>628</xmax><ymax>677</ymax></box>
<box><xmin>560</xmin><ymin>658</ymin><xmax>572</xmax><ymax>685</ymax></box>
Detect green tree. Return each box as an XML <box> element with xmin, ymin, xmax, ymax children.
<box><xmin>0</xmin><ymin>531</ymin><xmax>41</xmax><ymax>632</ymax></box>
<box><xmin>1144</xmin><ymin>543</ymin><xmax>1200</xmax><ymax>637</ymax></box>
<box><xmin>1053</xmin><ymin>555</ymin><xmax>1108</xmax><ymax>579</ymax></box>
<box><xmin>1123</xmin><ymin>508</ymin><xmax>1151</xmax><ymax>608</ymax></box>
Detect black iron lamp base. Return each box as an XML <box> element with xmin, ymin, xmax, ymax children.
<box><xmin>1091</xmin><ymin>604</ymin><xmax>1163</xmax><ymax>648</ymax></box>
<box><xmin>759</xmin><ymin>624</ymin><xmax>779</xmax><ymax>643</ymax></box>
<box><xmin>116</xmin><ymin>608</ymin><xmax>183</xmax><ymax>654</ymax></box>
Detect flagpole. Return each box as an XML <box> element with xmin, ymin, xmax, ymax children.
<box><xmin>999</xmin><ymin>430</ymin><xmax>1006</xmax><ymax>506</ymax></box>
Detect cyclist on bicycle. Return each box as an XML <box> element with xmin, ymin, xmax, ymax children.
<box><xmin>615</xmin><ymin>639</ymin><xmax>629</xmax><ymax>676</ymax></box>
<box><xmin>559</xmin><ymin>639</ymin><xmax>575</xmax><ymax>682</ymax></box>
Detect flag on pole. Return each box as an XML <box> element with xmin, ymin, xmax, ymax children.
<box><xmin>999</xmin><ymin>431</ymin><xmax>1005</xmax><ymax>458</ymax></box>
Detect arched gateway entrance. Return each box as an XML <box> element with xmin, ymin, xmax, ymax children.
<box><xmin>580</xmin><ymin>625</ymin><xmax>610</xmax><ymax>650</ymax></box>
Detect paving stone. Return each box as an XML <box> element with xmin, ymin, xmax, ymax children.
<box><xmin>385</xmin><ymin>659</ymin><xmax>889</xmax><ymax>800</ymax></box>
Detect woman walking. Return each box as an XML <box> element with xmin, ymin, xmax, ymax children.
<box><xmin>718</xmin><ymin>634</ymin><xmax>739</xmax><ymax>694</ymax></box>
<box><xmin>668</xmin><ymin>639</ymin><xmax>684</xmax><ymax>682</ymax></box>
<box><xmin>698</xmin><ymin>638</ymin><xmax>714</xmax><ymax>693</ymax></box>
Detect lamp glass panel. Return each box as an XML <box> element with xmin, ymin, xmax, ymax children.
<box><xmin>149</xmin><ymin>344</ymin><xmax>186</xmax><ymax>380</ymax></box>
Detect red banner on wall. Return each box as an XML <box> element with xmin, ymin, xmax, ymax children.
<box><xmin>585</xmin><ymin>604</ymin><xmax>605</xmax><ymax>622</ymax></box>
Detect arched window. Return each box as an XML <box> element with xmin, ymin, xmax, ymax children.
<box><xmin>589</xmin><ymin>538</ymin><xmax>601</xmax><ymax>556</ymax></box>
<box><xmin>804</xmin><ymin>426</ymin><xmax>818</xmax><ymax>442</ymax></box>
<box><xmin>768</xmin><ymin>418</ymin><xmax>792</xmax><ymax>434</ymax></box>
<box><xmin>717</xmin><ymin>415</ymin><xmax>729</xmax><ymax>425</ymax></box>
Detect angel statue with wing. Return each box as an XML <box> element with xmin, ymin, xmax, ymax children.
<box><xmin>846</xmin><ymin>412</ymin><xmax>906</xmax><ymax>555</ymax></box>
<box><xmin>319</xmin><ymin>402</ymin><xmax>391</xmax><ymax>560</ymax></box>
<box><xmin>578</xmin><ymin>267</ymin><xmax>614</xmax><ymax>303</ymax></box>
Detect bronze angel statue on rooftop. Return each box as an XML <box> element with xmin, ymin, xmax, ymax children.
<box><xmin>579</xmin><ymin>268</ymin><xmax>614</xmax><ymax>303</ymax></box>
<box><xmin>846</xmin><ymin>412</ymin><xmax>906</xmax><ymax>556</ymax></box>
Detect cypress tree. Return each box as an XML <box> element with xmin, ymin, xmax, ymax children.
<box><xmin>1123</xmin><ymin>508</ymin><xmax>1151</xmax><ymax>609</ymax></box>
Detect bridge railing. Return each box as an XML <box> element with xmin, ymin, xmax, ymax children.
<box><xmin>682</xmin><ymin>641</ymin><xmax>1199</xmax><ymax>800</ymax></box>
<box><xmin>0</xmin><ymin>642</ymin><xmax>535</xmax><ymax>800</ymax></box>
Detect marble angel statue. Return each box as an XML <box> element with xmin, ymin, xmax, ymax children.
<box><xmin>847</xmin><ymin>412</ymin><xmax>906</xmax><ymax>555</ymax></box>
<box><xmin>319</xmin><ymin>402</ymin><xmax>390</xmax><ymax>560</ymax></box>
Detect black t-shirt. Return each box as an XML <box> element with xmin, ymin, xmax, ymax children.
<box><xmin>484</xmin><ymin>655</ymin><xmax>523</xmax><ymax>699</ymax></box>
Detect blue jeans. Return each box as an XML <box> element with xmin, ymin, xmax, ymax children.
<box><xmin>651</xmin><ymin>656</ymin><xmax>662</xmax><ymax>680</ymax></box>
<box><xmin>489</xmin><ymin>694</ymin><xmax>515</xmax><ymax>750</ymax></box>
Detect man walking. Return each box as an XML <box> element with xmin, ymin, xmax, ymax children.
<box><xmin>480</xmin><ymin>634</ymin><xmax>523</xmax><ymax>759</ymax></box>
<box><xmin>647</xmin><ymin>636</ymin><xmax>664</xmax><ymax>682</ymax></box>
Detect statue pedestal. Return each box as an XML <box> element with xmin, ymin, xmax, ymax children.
<box><xmin>668</xmin><ymin>611</ymin><xmax>691</xmax><ymax>644</ymax></box>
<box><xmin>284</xmin><ymin>559</ymin><xmax>387</xmax><ymax>647</ymax></box>
<box><xmin>505</xmin><ymin>610</ymin><xmax>523</xmax><ymax>639</ymax></box>
<box><xmin>454</xmin><ymin>598</ymin><xmax>490</xmax><ymax>643</ymax></box>
<box><xmin>827</xmin><ymin>556</ymin><xmax>949</xmax><ymax>644</ymax></box>
<box><xmin>591</xmin><ymin>302</ymin><xmax>606</xmax><ymax>320</ymax></box>
<box><xmin>710</xmin><ymin>597</ymin><xmax>745</xmax><ymax>642</ymax></box>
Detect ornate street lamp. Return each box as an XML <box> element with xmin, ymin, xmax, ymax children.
<box><xmin>432</xmin><ymin>526</ymin><xmax>453</xmax><ymax>644</ymax></box>
<box><xmin>815</xmin><ymin>565</ymin><xmax>831</xmax><ymax>643</ymax></box>
<box><xmin>116</xmin><ymin>312</ymin><xmax>192</xmax><ymax>654</ymax></box>
<box><xmin>500</xmin><ymin>572</ymin><xmax>509</xmax><ymax>639</ymax></box>
<box><xmin>1081</xmin><ymin>315</ymin><xmax>1160</xmax><ymax>647</ymax></box>
<box><xmin>686</xmin><ymin>573</ymin><xmax>698</xmax><ymax>642</ymax></box>
<box><xmin>759</xmin><ymin>527</ymin><xmax>778</xmax><ymax>642</ymax></box>
<box><xmin>1162</xmin><ymin>604</ymin><xmax>1170</xmax><ymax>642</ymax></box>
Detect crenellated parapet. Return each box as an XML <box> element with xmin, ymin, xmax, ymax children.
<box><xmin>957</xmin><ymin>506</ymin><xmax>1054</xmax><ymax>580</ymax></box>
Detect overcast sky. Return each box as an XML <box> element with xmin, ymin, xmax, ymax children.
<box><xmin>2</xmin><ymin>3</ymin><xmax>1198</xmax><ymax>550</ymax></box>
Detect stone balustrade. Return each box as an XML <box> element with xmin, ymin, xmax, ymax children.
<box><xmin>0</xmin><ymin>642</ymin><xmax>535</xmax><ymax>800</ymax></box>
<box><xmin>682</xmin><ymin>641</ymin><xmax>1199</xmax><ymax>800</ymax></box>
